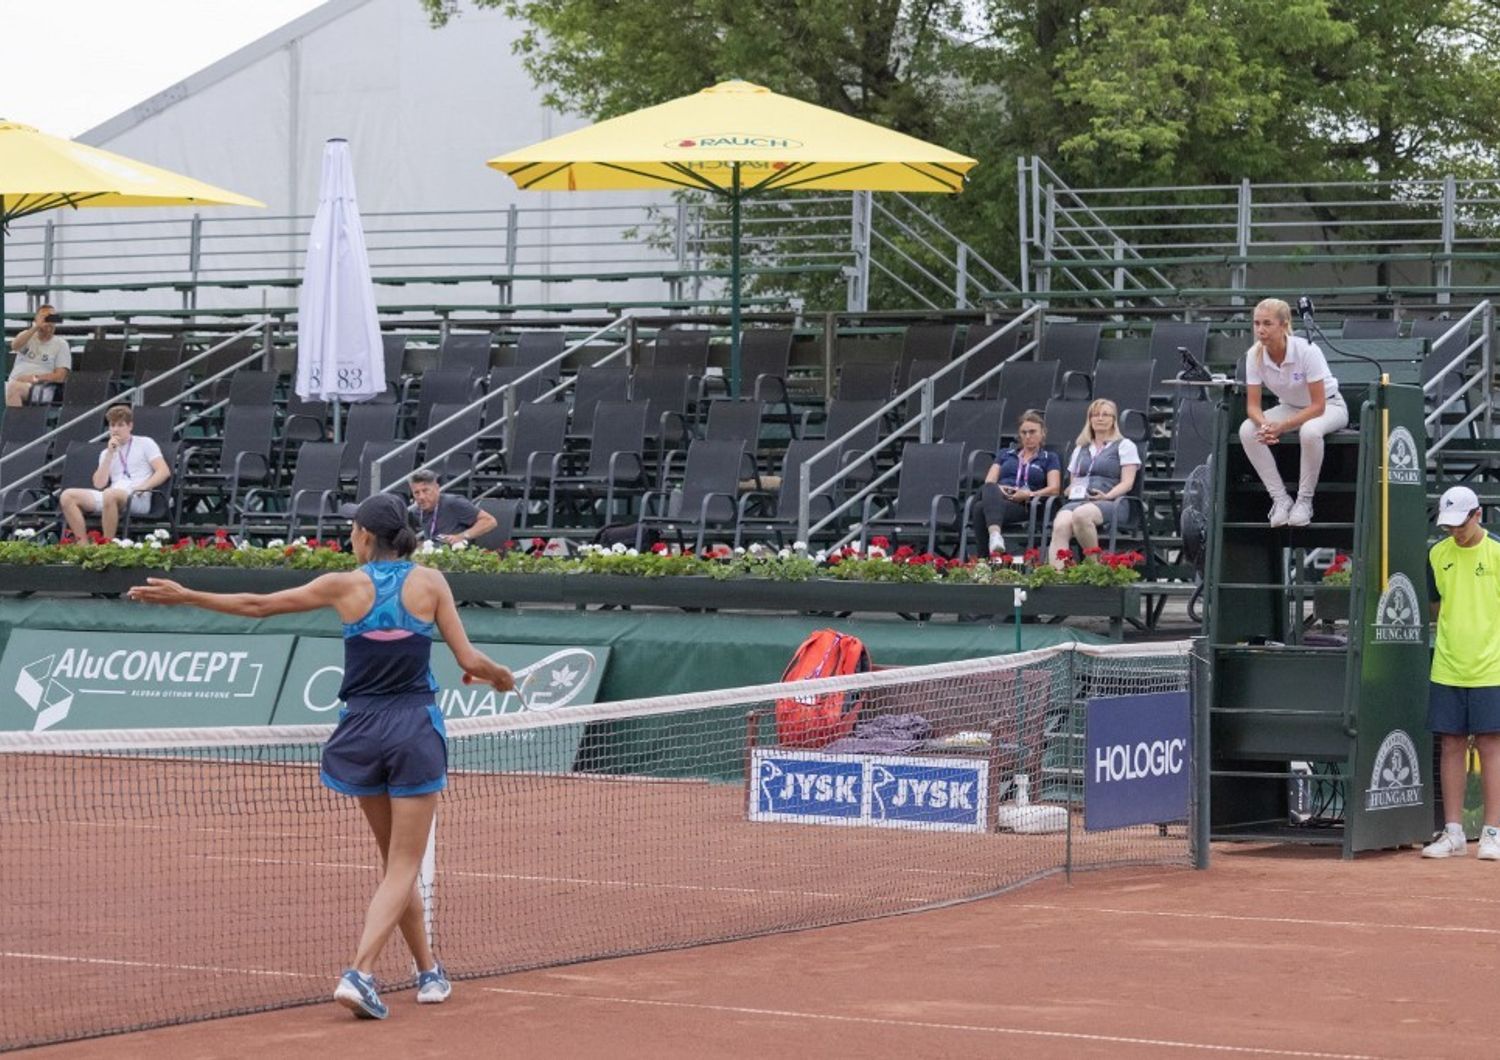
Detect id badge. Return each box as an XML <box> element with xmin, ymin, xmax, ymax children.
<box><xmin>1068</xmin><ymin>477</ymin><xmax>1088</xmax><ymax>501</ymax></box>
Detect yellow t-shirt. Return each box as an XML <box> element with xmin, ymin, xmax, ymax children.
<box><xmin>1428</xmin><ymin>532</ymin><xmax>1500</xmax><ymax>687</ymax></box>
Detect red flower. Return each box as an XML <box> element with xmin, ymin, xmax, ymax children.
<box><xmin>1328</xmin><ymin>553</ymin><xmax>1351</xmax><ymax>573</ymax></box>
<box><xmin>60</xmin><ymin>529</ymin><xmax>76</xmax><ymax>544</ymax></box>
<box><xmin>893</xmin><ymin>544</ymin><xmax>914</xmax><ymax>560</ymax></box>
<box><xmin>307</xmin><ymin>538</ymin><xmax>320</xmax><ymax>549</ymax></box>
<box><xmin>870</xmin><ymin>536</ymin><xmax>890</xmax><ymax>550</ymax></box>
<box><xmin>325</xmin><ymin>540</ymin><xmax>341</xmax><ymax>553</ymax></box>
<box><xmin>998</xmin><ymin>552</ymin><xmax>1014</xmax><ymax>565</ymax></box>
<box><xmin>1022</xmin><ymin>547</ymin><xmax>1041</xmax><ymax>565</ymax></box>
<box><xmin>826</xmin><ymin>555</ymin><xmax>842</xmax><ymax>566</ymax></box>
<box><xmin>175</xmin><ymin>536</ymin><xmax>193</xmax><ymax>550</ymax></box>
<box><xmin>284</xmin><ymin>546</ymin><xmax>297</xmax><ymax>556</ymax></box>
<box><xmin>650</xmin><ymin>541</ymin><xmax>669</xmax><ymax>554</ymax></box>
<box><xmin>530</xmin><ymin>537</ymin><xmax>546</xmax><ymax>552</ymax></box>
<box><xmin>502</xmin><ymin>539</ymin><xmax>516</xmax><ymax>550</ymax></box>
<box><xmin>87</xmin><ymin>530</ymin><xmax>105</xmax><ymax>545</ymax></box>
<box><xmin>1083</xmin><ymin>546</ymin><xmax>1103</xmax><ymax>557</ymax></box>
<box><xmin>213</xmin><ymin>528</ymin><xmax>228</xmax><ymax>540</ymax></box>
<box><xmin>215</xmin><ymin>540</ymin><xmax>234</xmax><ymax>551</ymax></box>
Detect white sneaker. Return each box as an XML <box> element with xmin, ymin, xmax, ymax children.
<box><xmin>1288</xmin><ymin>498</ymin><xmax>1313</xmax><ymax>527</ymax></box>
<box><xmin>988</xmin><ymin>531</ymin><xmax>1005</xmax><ymax>555</ymax></box>
<box><xmin>1422</xmin><ymin>829</ymin><xmax>1468</xmax><ymax>859</ymax></box>
<box><xmin>1478</xmin><ymin>827</ymin><xmax>1500</xmax><ymax>861</ymax></box>
<box><xmin>1268</xmin><ymin>496</ymin><xmax>1293</xmax><ymax>527</ymax></box>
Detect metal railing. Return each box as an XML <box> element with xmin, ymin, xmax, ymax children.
<box><xmin>1018</xmin><ymin>156</ymin><xmax>1500</xmax><ymax>306</ymax></box>
<box><xmin>1423</xmin><ymin>301</ymin><xmax>1495</xmax><ymax>456</ymax></box>
<box><xmin>795</xmin><ymin>306</ymin><xmax>1042</xmax><ymax>545</ymax></box>
<box><xmin>5</xmin><ymin>194</ymin><xmax>1020</xmax><ymax>319</ymax></box>
<box><xmin>368</xmin><ymin>313</ymin><xmax>636</xmax><ymax>495</ymax></box>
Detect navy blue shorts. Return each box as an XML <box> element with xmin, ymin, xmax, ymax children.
<box><xmin>320</xmin><ymin>703</ymin><xmax>448</xmax><ymax>797</ymax></box>
<box><xmin>1428</xmin><ymin>683</ymin><xmax>1500</xmax><ymax>735</ymax></box>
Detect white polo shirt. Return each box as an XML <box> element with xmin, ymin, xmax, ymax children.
<box><xmin>1244</xmin><ymin>335</ymin><xmax>1340</xmax><ymax>408</ymax></box>
<box><xmin>96</xmin><ymin>435</ymin><xmax>164</xmax><ymax>491</ymax></box>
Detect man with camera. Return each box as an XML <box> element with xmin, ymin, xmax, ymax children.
<box><xmin>6</xmin><ymin>305</ymin><xmax>72</xmax><ymax>407</ymax></box>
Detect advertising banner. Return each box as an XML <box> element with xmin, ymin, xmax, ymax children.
<box><xmin>748</xmin><ymin>749</ymin><xmax>989</xmax><ymax>833</ymax></box>
<box><xmin>1084</xmin><ymin>691</ymin><xmax>1192</xmax><ymax>831</ymax></box>
<box><xmin>0</xmin><ymin>629</ymin><xmax>296</xmax><ymax>732</ymax></box>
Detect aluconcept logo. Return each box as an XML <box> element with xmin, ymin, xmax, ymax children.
<box><xmin>15</xmin><ymin>655</ymin><xmax>73</xmax><ymax>732</ymax></box>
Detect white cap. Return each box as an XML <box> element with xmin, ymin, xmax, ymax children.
<box><xmin>1437</xmin><ymin>485</ymin><xmax>1481</xmax><ymax>527</ymax></box>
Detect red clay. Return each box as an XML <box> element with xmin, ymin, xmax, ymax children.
<box><xmin>31</xmin><ymin>842</ymin><xmax>1494</xmax><ymax>1060</ymax></box>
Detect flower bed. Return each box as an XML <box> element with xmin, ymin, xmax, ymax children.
<box><xmin>0</xmin><ymin>530</ymin><xmax>1145</xmax><ymax>589</ymax></box>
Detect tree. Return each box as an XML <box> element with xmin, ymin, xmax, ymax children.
<box><xmin>421</xmin><ymin>0</ymin><xmax>1500</xmax><ymax>302</ymax></box>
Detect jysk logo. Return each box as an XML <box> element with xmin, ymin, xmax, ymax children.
<box><xmin>1373</xmin><ymin>573</ymin><xmax>1423</xmax><ymax>643</ymax></box>
<box><xmin>1387</xmin><ymin>427</ymin><xmax>1421</xmax><ymax>486</ymax></box>
<box><xmin>749</xmin><ymin>750</ymin><xmax>988</xmax><ymax>833</ymax></box>
<box><xmin>667</xmin><ymin>134</ymin><xmax>803</xmax><ymax>150</ymax></box>
<box><xmin>1365</xmin><ymin>729</ymin><xmax>1423</xmax><ymax>810</ymax></box>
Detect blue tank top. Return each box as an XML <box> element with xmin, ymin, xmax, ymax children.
<box><xmin>338</xmin><ymin>561</ymin><xmax>440</xmax><ymax>712</ymax></box>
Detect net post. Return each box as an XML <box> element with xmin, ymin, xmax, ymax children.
<box><xmin>1190</xmin><ymin>636</ymin><xmax>1212</xmax><ymax>869</ymax></box>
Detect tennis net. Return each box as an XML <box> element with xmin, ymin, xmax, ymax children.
<box><xmin>0</xmin><ymin>641</ymin><xmax>1197</xmax><ymax>1050</ymax></box>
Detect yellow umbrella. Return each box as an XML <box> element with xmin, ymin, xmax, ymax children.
<box><xmin>0</xmin><ymin>120</ymin><xmax>263</xmax><ymax>434</ymax></box>
<box><xmin>488</xmin><ymin>80</ymin><xmax>976</xmax><ymax>391</ymax></box>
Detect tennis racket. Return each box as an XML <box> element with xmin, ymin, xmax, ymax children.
<box><xmin>498</xmin><ymin>647</ymin><xmax>599</xmax><ymax>712</ymax></box>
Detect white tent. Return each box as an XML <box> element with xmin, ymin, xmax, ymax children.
<box><xmin>8</xmin><ymin>0</ymin><xmax>673</xmax><ymax>315</ymax></box>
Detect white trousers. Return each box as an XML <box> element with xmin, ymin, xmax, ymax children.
<box><xmin>1238</xmin><ymin>398</ymin><xmax>1349</xmax><ymax>501</ymax></box>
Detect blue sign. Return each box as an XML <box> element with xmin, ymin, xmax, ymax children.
<box><xmin>1084</xmin><ymin>691</ymin><xmax>1191</xmax><ymax>831</ymax></box>
<box><xmin>749</xmin><ymin>750</ymin><xmax>989</xmax><ymax>833</ymax></box>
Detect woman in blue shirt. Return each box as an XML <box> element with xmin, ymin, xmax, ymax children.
<box><xmin>979</xmin><ymin>409</ymin><xmax>1062</xmax><ymax>556</ymax></box>
<box><xmin>127</xmin><ymin>494</ymin><xmax>514</xmax><ymax>1021</ymax></box>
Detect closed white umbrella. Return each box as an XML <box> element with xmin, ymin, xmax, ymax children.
<box><xmin>296</xmin><ymin>139</ymin><xmax>385</xmax><ymax>436</ymax></box>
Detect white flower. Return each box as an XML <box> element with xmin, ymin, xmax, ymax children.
<box><xmin>150</xmin><ymin>528</ymin><xmax>171</xmax><ymax>541</ymax></box>
<box><xmin>147</xmin><ymin>538</ymin><xmax>162</xmax><ymax>549</ymax></box>
<box><xmin>848</xmin><ymin>542</ymin><xmax>863</xmax><ymax>553</ymax></box>
<box><xmin>625</xmin><ymin>547</ymin><xmax>639</xmax><ymax>556</ymax></box>
<box><xmin>13</xmin><ymin>528</ymin><xmax>36</xmax><ymax>540</ymax></box>
<box><xmin>611</xmin><ymin>542</ymin><xmax>627</xmax><ymax>554</ymax></box>
<box><xmin>419</xmin><ymin>539</ymin><xmax>437</xmax><ymax>554</ymax></box>
<box><xmin>114</xmin><ymin>538</ymin><xmax>134</xmax><ymax>548</ymax></box>
<box><xmin>792</xmin><ymin>540</ymin><xmax>808</xmax><ymax>552</ymax></box>
<box><xmin>814</xmin><ymin>550</ymin><xmax>827</xmax><ymax>563</ymax></box>
<box><xmin>451</xmin><ymin>540</ymin><xmax>468</xmax><ymax>551</ymax></box>
<box><xmin>733</xmin><ymin>546</ymin><xmax>746</xmax><ymax>556</ymax></box>
<box><xmin>292</xmin><ymin>536</ymin><xmax>309</xmax><ymax>547</ymax></box>
<box><xmin>266</xmin><ymin>538</ymin><xmax>285</xmax><ymax>549</ymax></box>
<box><xmin>777</xmin><ymin>548</ymin><xmax>791</xmax><ymax>560</ymax></box>
<box><xmin>867</xmin><ymin>546</ymin><xmax>886</xmax><ymax>559</ymax></box>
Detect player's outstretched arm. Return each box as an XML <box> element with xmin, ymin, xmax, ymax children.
<box><xmin>127</xmin><ymin>573</ymin><xmax>349</xmax><ymax>618</ymax></box>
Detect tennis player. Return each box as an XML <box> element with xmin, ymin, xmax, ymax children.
<box><xmin>127</xmin><ymin>493</ymin><xmax>514</xmax><ymax>1020</ymax></box>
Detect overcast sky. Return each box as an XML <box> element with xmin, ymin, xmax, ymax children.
<box><xmin>6</xmin><ymin>0</ymin><xmax>327</xmax><ymax>138</ymax></box>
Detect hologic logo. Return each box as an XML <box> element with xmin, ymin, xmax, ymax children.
<box><xmin>1365</xmin><ymin>729</ymin><xmax>1423</xmax><ymax>810</ymax></box>
<box><xmin>666</xmin><ymin>134</ymin><xmax>803</xmax><ymax>150</ymax></box>
<box><xmin>1092</xmin><ymin>738</ymin><xmax>1188</xmax><ymax>783</ymax></box>
<box><xmin>16</xmin><ymin>655</ymin><xmax>73</xmax><ymax>733</ymax></box>
<box><xmin>1373</xmin><ymin>573</ymin><xmax>1423</xmax><ymax>643</ymax></box>
<box><xmin>1387</xmin><ymin>427</ymin><xmax>1421</xmax><ymax>486</ymax></box>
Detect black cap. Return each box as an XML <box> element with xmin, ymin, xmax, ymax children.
<box><xmin>352</xmin><ymin>493</ymin><xmax>409</xmax><ymax>538</ymax></box>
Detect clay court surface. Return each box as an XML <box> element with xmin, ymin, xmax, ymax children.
<box><xmin>28</xmin><ymin>842</ymin><xmax>1496</xmax><ymax>1060</ymax></box>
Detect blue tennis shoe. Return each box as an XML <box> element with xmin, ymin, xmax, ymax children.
<box><xmin>334</xmin><ymin>969</ymin><xmax>388</xmax><ymax>1019</ymax></box>
<box><xmin>416</xmin><ymin>962</ymin><xmax>452</xmax><ymax>1004</ymax></box>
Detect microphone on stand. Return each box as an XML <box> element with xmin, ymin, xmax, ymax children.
<box><xmin>1296</xmin><ymin>295</ymin><xmax>1385</xmax><ymax>378</ymax></box>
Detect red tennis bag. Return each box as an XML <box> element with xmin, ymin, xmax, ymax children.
<box><xmin>775</xmin><ymin>629</ymin><xmax>870</xmax><ymax>748</ymax></box>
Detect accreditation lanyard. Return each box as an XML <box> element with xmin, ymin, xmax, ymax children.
<box><xmin>426</xmin><ymin>503</ymin><xmax>441</xmax><ymax>539</ymax></box>
<box><xmin>113</xmin><ymin>439</ymin><xmax>134</xmax><ymax>484</ymax></box>
<box><xmin>1075</xmin><ymin>441</ymin><xmax>1115</xmax><ymax>481</ymax></box>
<box><xmin>1013</xmin><ymin>451</ymin><xmax>1036</xmax><ymax>489</ymax></box>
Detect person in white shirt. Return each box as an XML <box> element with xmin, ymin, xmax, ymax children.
<box><xmin>1048</xmin><ymin>398</ymin><xmax>1141</xmax><ymax>569</ymax></box>
<box><xmin>59</xmin><ymin>405</ymin><xmax>172</xmax><ymax>542</ymax></box>
<box><xmin>1238</xmin><ymin>297</ymin><xmax>1348</xmax><ymax>527</ymax></box>
<box><xmin>6</xmin><ymin>304</ymin><xmax>72</xmax><ymax>407</ymax></box>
